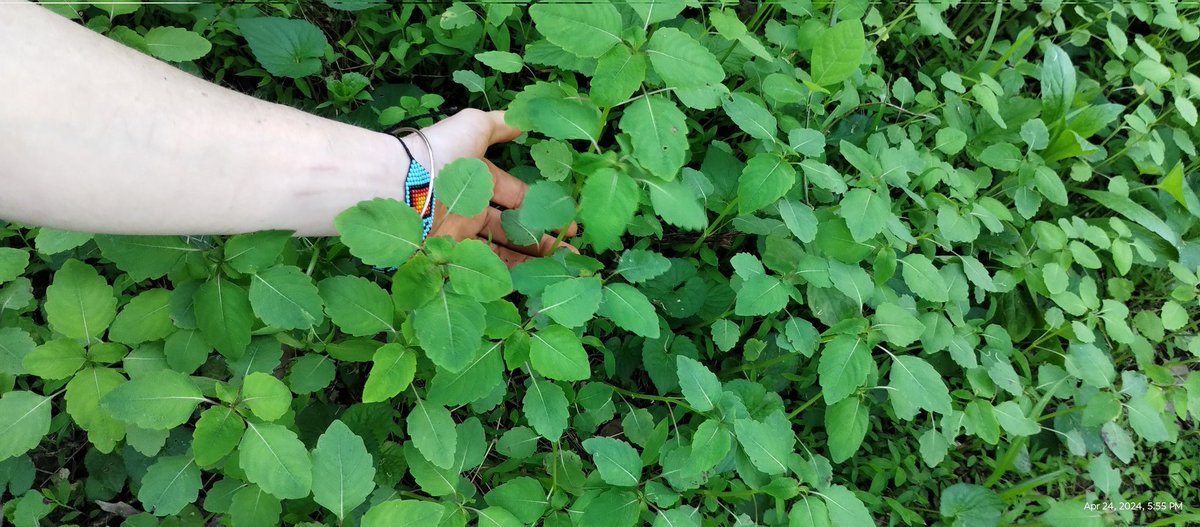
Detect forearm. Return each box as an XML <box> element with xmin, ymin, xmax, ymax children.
<box><xmin>0</xmin><ymin>2</ymin><xmax>417</xmax><ymax>236</ymax></box>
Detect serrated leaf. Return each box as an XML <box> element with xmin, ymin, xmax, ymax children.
<box><xmin>901</xmin><ymin>254</ymin><xmax>949</xmax><ymax>303</ymax></box>
<box><xmin>645</xmin><ymin>28</ymin><xmax>724</xmax><ymax>90</ymax></box>
<box><xmin>449</xmin><ymin>239</ymin><xmax>514</xmax><ymax>302</ymax></box>
<box><xmin>528</xmin><ymin>98</ymin><xmax>602</xmax><ymax>143</ymax></box>
<box><xmin>540</xmin><ymin>276</ymin><xmax>602</xmax><ymax>328</ymax></box>
<box><xmin>582</xmin><ymin>437</ymin><xmax>642</xmax><ymax>487</ymax></box>
<box><xmin>810</xmin><ymin>21</ymin><xmax>865</xmax><ymax>86</ymax></box>
<box><xmin>192</xmin><ymin>407</ymin><xmax>244</xmax><ymax>466</ymax></box>
<box><xmin>242</xmin><ymin>372</ymin><xmax>291</xmax><ymax>421</ymax></box>
<box><xmin>739</xmin><ymin>154</ymin><xmax>797</xmax><ymax>214</ymax></box>
<box><xmin>239</xmin><ymin>421</ymin><xmax>313</xmax><ymax>499</ymax></box>
<box><xmin>522</xmin><ymin>377</ymin><xmax>569</xmax><ymax>441</ymax></box>
<box><xmin>528</xmin><ymin>0</ymin><xmax>622</xmax><ymax>58</ymax></box>
<box><xmin>363</xmin><ymin>343</ymin><xmax>417</xmax><ymax>403</ymax></box>
<box><xmin>889</xmin><ymin>355</ymin><xmax>952</xmax><ymax>419</ymax></box>
<box><xmin>579</xmin><ymin>168</ymin><xmax>640</xmax><ymax>252</ymax></box>
<box><xmin>109</xmin><ymin>289</ymin><xmax>173</xmax><ymax>345</ymax></box>
<box><xmin>101</xmin><ymin>370</ymin><xmax>203</xmax><ymax>430</ymax></box>
<box><xmin>520</xmin><ymin>181</ymin><xmax>577</xmax><ymax>232</ymax></box>
<box><xmin>0</xmin><ymin>391</ymin><xmax>52</xmax><ymax>461</ymax></box>
<box><xmin>319</xmin><ymin>275</ymin><xmax>394</xmax><ymax>336</ymax></box>
<box><xmin>44</xmin><ymin>259</ymin><xmax>116</xmax><ymax>343</ymax></box>
<box><xmin>237</xmin><ymin>17</ymin><xmax>327</xmax><ymax>78</ymax></box>
<box><xmin>675</xmin><ymin>355</ymin><xmax>722</xmax><ymax>412</ymax></box>
<box><xmin>144</xmin><ymin>26</ymin><xmax>211</xmax><ymax>62</ymax></box>
<box><xmin>592</xmin><ymin>46</ymin><xmax>646</xmax><ymax>107</ymax></box>
<box><xmin>826</xmin><ymin>398</ymin><xmax>869</xmax><ymax>463</ymax></box>
<box><xmin>361</xmin><ymin>500</ymin><xmax>446</xmax><ymax>527</ymax></box>
<box><xmin>838</xmin><ymin>188</ymin><xmax>891</xmax><ymax>242</ymax></box>
<box><xmin>436</xmin><ymin>158</ymin><xmax>494</xmax><ymax>217</ymax></box>
<box><xmin>407</xmin><ymin>399</ymin><xmax>457</xmax><ymax>469</ymax></box>
<box><xmin>818</xmin><ymin>335</ymin><xmax>870</xmax><ymax>404</ymax></box>
<box><xmin>529</xmin><ymin>325</ymin><xmax>590</xmax><ymax>381</ymax></box>
<box><xmin>137</xmin><ymin>456</ymin><xmax>201</xmax><ymax>516</ymax></box>
<box><xmin>334</xmin><ymin>198</ymin><xmax>424</xmax><ymax>268</ymax></box>
<box><xmin>733</xmin><ymin>410</ymin><xmax>794</xmax><ymax>475</ymax></box>
<box><xmin>412</xmin><ymin>289</ymin><xmax>485</xmax><ymax>373</ymax></box>
<box><xmin>475</xmin><ymin>50</ymin><xmax>523</xmax><ymax>73</ymax></box>
<box><xmin>194</xmin><ymin>277</ymin><xmax>253</xmax><ymax>359</ymax></box>
<box><xmin>647</xmin><ymin>178</ymin><xmax>707</xmax><ymax>231</ymax></box>
<box><xmin>249</xmin><ymin>265</ymin><xmax>323</xmax><ymax>330</ymax></box>
<box><xmin>597</xmin><ymin>283</ymin><xmax>659</xmax><ymax>338</ymax></box>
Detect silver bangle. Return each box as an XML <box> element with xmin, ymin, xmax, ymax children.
<box><xmin>391</xmin><ymin>126</ymin><xmax>437</xmax><ymax>217</ymax></box>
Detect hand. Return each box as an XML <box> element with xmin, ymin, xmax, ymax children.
<box><xmin>409</xmin><ymin>109</ymin><xmax>578</xmax><ymax>268</ymax></box>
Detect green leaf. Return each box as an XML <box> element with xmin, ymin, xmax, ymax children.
<box><xmin>334</xmin><ymin>198</ymin><xmax>424</xmax><ymax>268</ymax></box>
<box><xmin>319</xmin><ymin>276</ymin><xmax>394</xmax><ymax>336</ymax></box>
<box><xmin>935</xmin><ymin>127</ymin><xmax>968</xmax><ymax>154</ymax></box>
<box><xmin>475</xmin><ymin>50</ymin><xmax>524</xmax><ymax>73</ymax></box>
<box><xmin>645</xmin><ymin>28</ymin><xmax>725</xmax><ymax>89</ymax></box>
<box><xmin>33</xmin><ymin>229</ymin><xmax>91</xmax><ymax>256</ymax></box>
<box><xmin>194</xmin><ymin>277</ymin><xmax>253</xmax><ymax>359</ymax></box>
<box><xmin>529</xmin><ymin>325</ymin><xmax>591</xmax><ymax>381</ymax></box>
<box><xmin>940</xmin><ymin>483</ymin><xmax>1003</xmax><ymax>527</ymax></box>
<box><xmin>101</xmin><ymin>370</ymin><xmax>203</xmax><ymax>430</ymax></box>
<box><xmin>407</xmin><ymin>399</ymin><xmax>457</xmax><ymax>469</ymax></box>
<box><xmin>838</xmin><ymin>188</ymin><xmax>891</xmax><ymax>242</ymax></box>
<box><xmin>520</xmin><ymin>181</ymin><xmax>577</xmax><ymax>231</ymax></box>
<box><xmin>821</xmin><ymin>485</ymin><xmax>874</xmax><ymax>526</ymax></box>
<box><xmin>888</xmin><ymin>355</ymin><xmax>952</xmax><ymax>419</ymax></box>
<box><xmin>485</xmin><ymin>477</ymin><xmax>547</xmax><ymax>524</ymax></box>
<box><xmin>477</xmin><ymin>507</ymin><xmax>524</xmax><ymax>527</ymax></box>
<box><xmin>429</xmin><ymin>341</ymin><xmax>504</xmax><ymax>406</ymax></box>
<box><xmin>818</xmin><ymin>335</ymin><xmax>871</xmax><ymax>404</ymax></box>
<box><xmin>286</xmin><ymin>353</ymin><xmax>336</xmax><ymax>394</ymax></box>
<box><xmin>582</xmin><ymin>437</ymin><xmax>642</xmax><ymax>487</ymax></box>
<box><xmin>311</xmin><ymin>420</ymin><xmax>376</xmax><ymax>519</ymax></box>
<box><xmin>579</xmin><ymin>168</ymin><xmax>640</xmax><ymax>252</ymax></box>
<box><xmin>873</xmin><ymin>303</ymin><xmax>926</xmax><ymax>347</ymax></box>
<box><xmin>229</xmin><ymin>485</ymin><xmax>281</xmax><ymax>527</ymax></box>
<box><xmin>522</xmin><ymin>377</ymin><xmax>569</xmax><ymax>441</ymax></box>
<box><xmin>361</xmin><ymin>500</ymin><xmax>446</xmax><ymax>527</ymax></box>
<box><xmin>224</xmin><ymin>230</ymin><xmax>291</xmax><ymax>274</ymax></box>
<box><xmin>192</xmin><ymin>407</ymin><xmax>244</xmax><ymax>466</ymax></box>
<box><xmin>901</xmin><ymin>254</ymin><xmax>949</xmax><ymax>303</ymax></box>
<box><xmin>449</xmin><ymin>239</ymin><xmax>514</xmax><ymax>302</ymax></box>
<box><xmin>540</xmin><ymin>276</ymin><xmax>602</xmax><ymax>328</ymax></box>
<box><xmin>647</xmin><ymin>178</ymin><xmax>707</xmax><ymax>231</ymax></box>
<box><xmin>789</xmin><ymin>496</ymin><xmax>832</xmax><ymax>527</ymax></box>
<box><xmin>592</xmin><ymin>46</ymin><xmax>647</xmax><ymax>107</ymax></box>
<box><xmin>528</xmin><ymin>98</ymin><xmax>602</xmax><ymax>143</ymax></box>
<box><xmin>778</xmin><ymin>199</ymin><xmax>818</xmax><ymax>243</ymax></box>
<box><xmin>144</xmin><ymin>26</ymin><xmax>211</xmax><ymax>62</ymax></box>
<box><xmin>137</xmin><ymin>456</ymin><xmax>201</xmax><ymax>518</ymax></box>
<box><xmin>0</xmin><ymin>391</ymin><xmax>52</xmax><ymax>461</ymax></box>
<box><xmin>242</xmin><ymin>372</ymin><xmax>291</xmax><ymax>421</ymax></box>
<box><xmin>810</xmin><ymin>20</ymin><xmax>866</xmax><ymax>86</ymax></box>
<box><xmin>1041</xmin><ymin>43</ymin><xmax>1076</xmax><ymax>124</ymax></box>
<box><xmin>979</xmin><ymin>143</ymin><xmax>1022</xmax><ymax>172</ymax></box>
<box><xmin>528</xmin><ymin>0</ymin><xmax>622</xmax><ymax>58</ymax></box>
<box><xmin>735</xmin><ymin>274</ymin><xmax>790</xmax><ymax>317</ymax></box>
<box><xmin>993</xmin><ymin>401</ymin><xmax>1040</xmax><ymax>437</ymax></box>
<box><xmin>363</xmin><ymin>343</ymin><xmax>417</xmax><ymax>403</ymax></box>
<box><xmin>436</xmin><ymin>158</ymin><xmax>494</xmax><ymax>217</ymax></box>
<box><xmin>23</xmin><ymin>340</ymin><xmax>85</xmax><ymax>380</ymax></box>
<box><xmin>597</xmin><ymin>283</ymin><xmax>659</xmax><ymax>338</ymax></box>
<box><xmin>630</xmin><ymin>0</ymin><xmax>686</xmax><ymax>25</ymax></box>
<box><xmin>1126</xmin><ymin>392</ymin><xmax>1168</xmax><ymax>443</ymax></box>
<box><xmin>826</xmin><ymin>398</ymin><xmax>869</xmax><ymax>463</ymax></box>
<box><xmin>249</xmin><ymin>265</ymin><xmax>324</xmax><ymax>330</ymax></box>
<box><xmin>44</xmin><ymin>259</ymin><xmax>116</xmax><ymax>343</ymax></box>
<box><xmin>109</xmin><ymin>289</ymin><xmax>174</xmax><ymax>345</ymax></box>
<box><xmin>616</xmin><ymin>250</ymin><xmax>670</xmax><ymax>283</ymax></box>
<box><xmin>689</xmin><ymin>419</ymin><xmax>731</xmax><ymax>473</ymax></box>
<box><xmin>738</xmin><ymin>154</ymin><xmax>797</xmax><ymax>214</ymax></box>
<box><xmin>237</xmin><ymin>17</ymin><xmax>327</xmax><ymax>78</ymax></box>
<box><xmin>137</xmin><ymin>455</ymin><xmax>201</xmax><ymax>516</ymax></box>
<box><xmin>530</xmin><ymin>140</ymin><xmax>573</xmax><ymax>182</ymax></box>
<box><xmin>413</xmin><ymin>289</ymin><xmax>486</xmax><ymax>372</ymax></box>
<box><xmin>676</xmin><ymin>355</ymin><xmax>722</xmax><ymax>412</ymax></box>
<box><xmin>723</xmin><ymin>92</ymin><xmax>778</xmax><ymax>142</ymax></box>
<box><xmin>0</xmin><ymin>248</ymin><xmax>29</xmax><ymax>284</ymax></box>
<box><xmin>1064</xmin><ymin>343</ymin><xmax>1114</xmax><ymax>388</ymax></box>
<box><xmin>0</xmin><ymin>278</ymin><xmax>34</xmax><ymax>315</ymax></box>
<box><xmin>239</xmin><ymin>421</ymin><xmax>313</xmax><ymax>499</ymax></box>
<box><xmin>711</xmin><ymin>320</ymin><xmax>739</xmax><ymax>352</ymax></box>
<box><xmin>734</xmin><ymin>410</ymin><xmax>795</xmax><ymax>475</ymax></box>
<box><xmin>580</xmin><ymin>489</ymin><xmax>642</xmax><ymax>527</ymax></box>
<box><xmin>64</xmin><ymin>367</ymin><xmax>126</xmax><ymax>452</ymax></box>
<box><xmin>94</xmin><ymin>235</ymin><xmax>198</xmax><ymax>281</ymax></box>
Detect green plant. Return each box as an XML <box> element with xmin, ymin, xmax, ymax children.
<box><xmin>2</xmin><ymin>1</ymin><xmax>1200</xmax><ymax>526</ymax></box>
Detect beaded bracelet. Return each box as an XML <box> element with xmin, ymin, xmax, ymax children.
<box><xmin>389</xmin><ymin>127</ymin><xmax>437</xmax><ymax>241</ymax></box>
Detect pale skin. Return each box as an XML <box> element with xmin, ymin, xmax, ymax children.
<box><xmin>0</xmin><ymin>2</ymin><xmax>576</xmax><ymax>268</ymax></box>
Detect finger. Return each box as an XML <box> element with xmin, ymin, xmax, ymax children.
<box><xmin>486</xmin><ymin>159</ymin><xmax>528</xmax><ymax>210</ymax></box>
<box><xmin>486</xmin><ymin>111</ymin><xmax>523</xmax><ymax>145</ymax></box>
<box><xmin>478</xmin><ymin>237</ymin><xmax>534</xmax><ymax>269</ymax></box>
<box><xmin>481</xmin><ymin>207</ymin><xmax>579</xmax><ymax>257</ymax></box>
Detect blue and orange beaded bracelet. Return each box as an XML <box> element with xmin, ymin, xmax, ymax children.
<box><xmin>389</xmin><ymin>127</ymin><xmax>437</xmax><ymax>241</ymax></box>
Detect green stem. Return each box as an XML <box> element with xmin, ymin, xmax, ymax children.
<box><xmin>685</xmin><ymin>198</ymin><xmax>739</xmax><ymax>256</ymax></box>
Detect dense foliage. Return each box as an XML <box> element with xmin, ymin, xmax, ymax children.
<box><xmin>2</xmin><ymin>0</ymin><xmax>1199</xmax><ymax>526</ymax></box>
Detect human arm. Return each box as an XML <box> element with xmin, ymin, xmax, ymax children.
<box><xmin>0</xmin><ymin>2</ymin><xmax>574</xmax><ymax>264</ymax></box>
